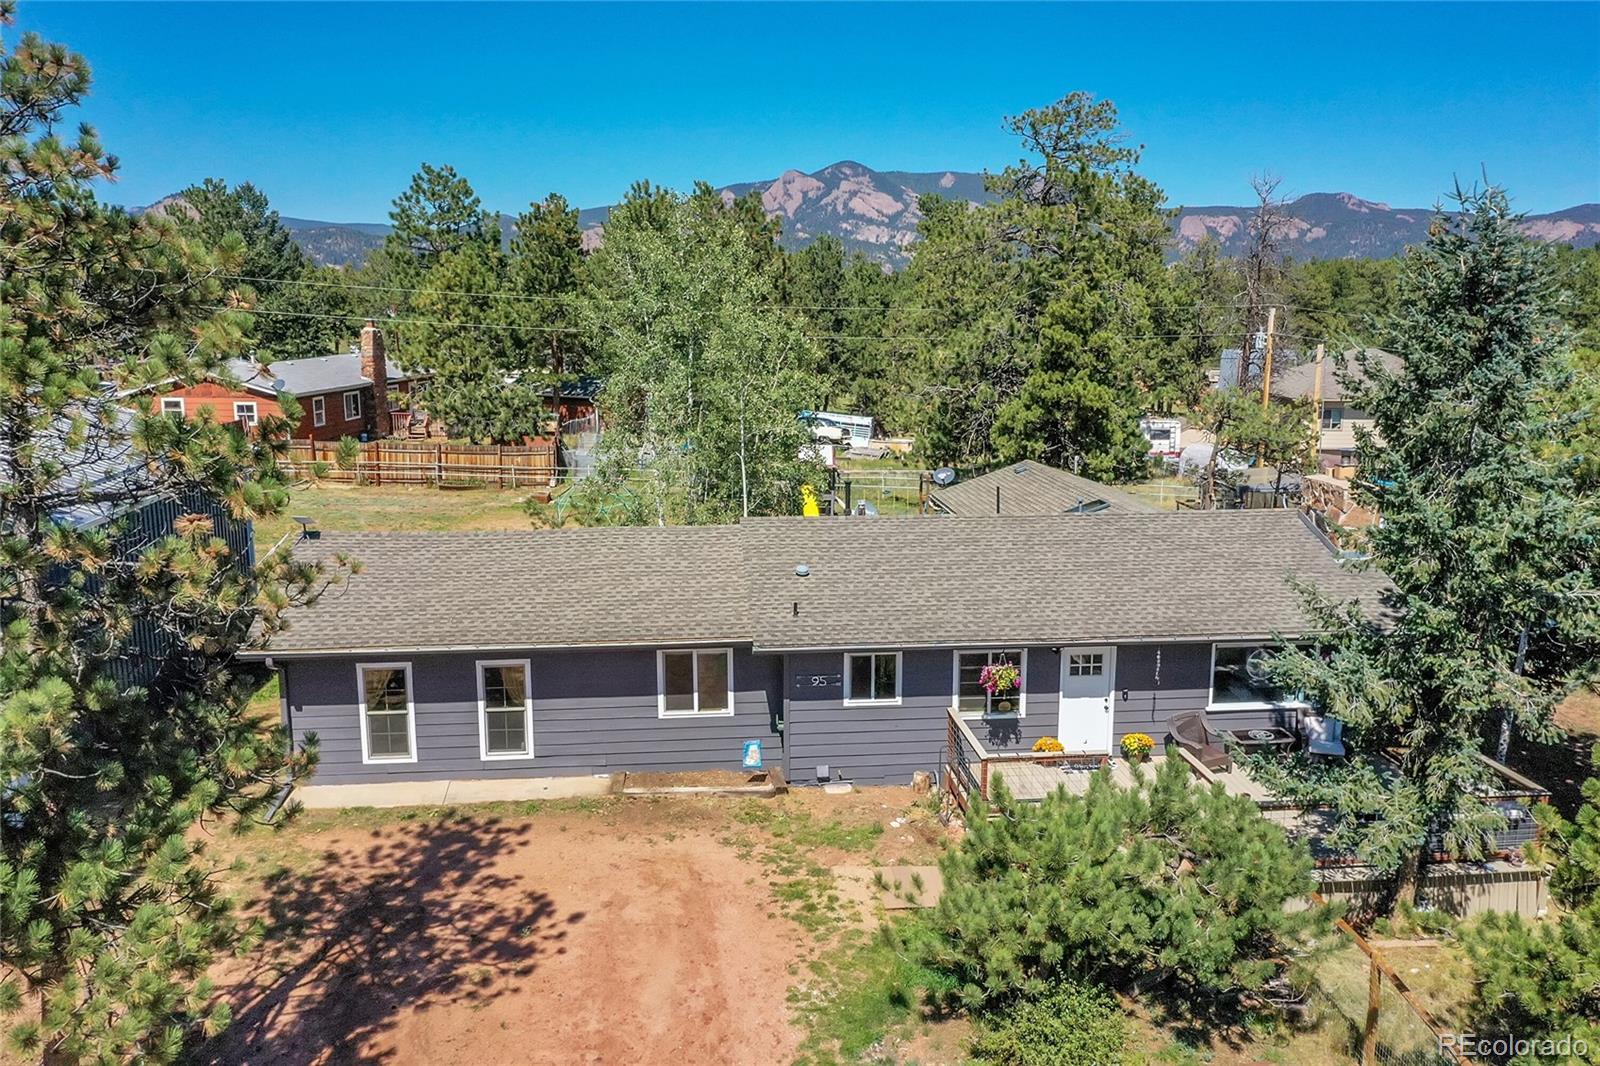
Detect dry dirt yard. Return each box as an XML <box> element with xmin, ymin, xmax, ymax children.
<box><xmin>197</xmin><ymin>788</ymin><xmax>949</xmax><ymax>1066</ymax></box>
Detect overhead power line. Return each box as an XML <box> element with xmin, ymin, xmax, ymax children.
<box><xmin>211</xmin><ymin>303</ymin><xmax>1336</xmax><ymax>349</ymax></box>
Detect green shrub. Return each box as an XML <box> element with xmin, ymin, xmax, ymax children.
<box><xmin>334</xmin><ymin>435</ymin><xmax>361</xmax><ymax>471</ymax></box>
<box><xmin>906</xmin><ymin>755</ymin><xmax>1331</xmax><ymax>1020</ymax></box>
<box><xmin>307</xmin><ymin>460</ymin><xmax>330</xmax><ymax>479</ymax></box>
<box><xmin>971</xmin><ymin>981</ymin><xmax>1132</xmax><ymax>1066</ymax></box>
<box><xmin>1461</xmin><ymin>744</ymin><xmax>1600</xmax><ymax>1061</ymax></box>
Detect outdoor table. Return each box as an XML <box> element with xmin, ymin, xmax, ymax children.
<box><xmin>1221</xmin><ymin>726</ymin><xmax>1299</xmax><ymax>755</ymax></box>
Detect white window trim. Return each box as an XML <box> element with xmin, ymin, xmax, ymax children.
<box><xmin>312</xmin><ymin>394</ymin><xmax>326</xmax><ymax>427</ymax></box>
<box><xmin>343</xmin><ymin>390</ymin><xmax>362</xmax><ymax>420</ymax></box>
<box><xmin>161</xmin><ymin>397</ymin><xmax>185</xmax><ymax>416</ymax></box>
<box><xmin>656</xmin><ymin>648</ymin><xmax>736</xmax><ymax>718</ymax></box>
<box><xmin>476</xmin><ymin>658</ymin><xmax>534</xmax><ymax>760</ymax></box>
<box><xmin>356</xmin><ymin>661</ymin><xmax>418</xmax><ymax>765</ymax></box>
<box><xmin>1206</xmin><ymin>641</ymin><xmax>1313</xmax><ymax>712</ymax></box>
<box><xmin>842</xmin><ymin>651</ymin><xmax>903</xmax><ymax>707</ymax></box>
<box><xmin>233</xmin><ymin>401</ymin><xmax>258</xmax><ymax>426</ymax></box>
<box><xmin>953</xmin><ymin>648</ymin><xmax>1029</xmax><ymax>719</ymax></box>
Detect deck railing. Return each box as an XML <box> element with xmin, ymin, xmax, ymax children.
<box><xmin>943</xmin><ymin>707</ymin><xmax>1108</xmax><ymax>811</ymax></box>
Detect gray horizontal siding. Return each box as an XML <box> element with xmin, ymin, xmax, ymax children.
<box><xmin>285</xmin><ymin>646</ymin><xmax>781</xmax><ymax>786</ymax></box>
<box><xmin>786</xmin><ymin>647</ymin><xmax>1061</xmax><ymax>787</ymax></box>
<box><xmin>285</xmin><ymin>638</ymin><xmax>1310</xmax><ymax>788</ymax></box>
<box><xmin>1113</xmin><ymin>642</ymin><xmax>1304</xmax><ymax>745</ymax></box>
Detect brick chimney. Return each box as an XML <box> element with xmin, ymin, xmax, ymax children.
<box><xmin>360</xmin><ymin>320</ymin><xmax>391</xmax><ymax>436</ymax></box>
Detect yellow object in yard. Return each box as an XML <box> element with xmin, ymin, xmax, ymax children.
<box><xmin>800</xmin><ymin>484</ymin><xmax>821</xmax><ymax>517</ymax></box>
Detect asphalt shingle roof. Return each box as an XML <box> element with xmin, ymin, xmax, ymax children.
<box><xmin>220</xmin><ymin>353</ymin><xmax>417</xmax><ymax>399</ymax></box>
<box><xmin>264</xmin><ymin>526</ymin><xmax>747</xmax><ymax>655</ymax></box>
<box><xmin>1270</xmin><ymin>347</ymin><xmax>1400</xmax><ymax>404</ymax></box>
<box><xmin>743</xmin><ymin>511</ymin><xmax>1382</xmax><ymax>650</ymax></box>
<box><xmin>930</xmin><ymin>460</ymin><xmax>1159</xmax><ymax>516</ymax></box>
<box><xmin>259</xmin><ymin>511</ymin><xmax>1385</xmax><ymax>656</ymax></box>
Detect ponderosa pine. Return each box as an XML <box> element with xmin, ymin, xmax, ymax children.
<box><xmin>0</xmin><ymin>7</ymin><xmax>338</xmax><ymax>1060</ymax></box>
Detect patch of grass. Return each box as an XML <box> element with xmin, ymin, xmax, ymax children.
<box><xmin>790</xmin><ymin>925</ymin><xmax>947</xmax><ymax>1066</ymax></box>
<box><xmin>247</xmin><ymin>674</ymin><xmax>280</xmax><ymax>723</ymax></box>
<box><xmin>733</xmin><ymin>802</ymin><xmax>884</xmax><ymax>852</ymax></box>
<box><xmin>254</xmin><ymin>483</ymin><xmax>537</xmax><ymax>554</ymax></box>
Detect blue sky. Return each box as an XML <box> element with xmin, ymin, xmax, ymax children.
<box><xmin>13</xmin><ymin>2</ymin><xmax>1599</xmax><ymax>220</ymax></box>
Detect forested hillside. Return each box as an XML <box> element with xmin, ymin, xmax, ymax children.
<box><xmin>170</xmin><ymin>94</ymin><xmax>1600</xmax><ymax>493</ymax></box>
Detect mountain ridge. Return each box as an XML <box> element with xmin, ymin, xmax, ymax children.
<box><xmin>139</xmin><ymin>162</ymin><xmax>1600</xmax><ymax>268</ymax></box>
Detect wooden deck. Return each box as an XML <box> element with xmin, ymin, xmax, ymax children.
<box><xmin>988</xmin><ymin>755</ymin><xmax>1155</xmax><ymax>801</ymax></box>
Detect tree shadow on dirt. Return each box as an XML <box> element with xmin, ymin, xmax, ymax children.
<box><xmin>199</xmin><ymin>813</ymin><xmax>582</xmax><ymax>1065</ymax></box>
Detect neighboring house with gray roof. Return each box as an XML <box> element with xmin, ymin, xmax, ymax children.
<box><xmin>929</xmin><ymin>460</ymin><xmax>1159</xmax><ymax>516</ymax></box>
<box><xmin>251</xmin><ymin>510</ymin><xmax>1386</xmax><ymax>788</ymax></box>
<box><xmin>150</xmin><ymin>322</ymin><xmax>425</xmax><ymax>441</ymax></box>
<box><xmin>1270</xmin><ymin>347</ymin><xmax>1400</xmax><ymax>470</ymax></box>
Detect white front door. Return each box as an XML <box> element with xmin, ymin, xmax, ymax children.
<box><xmin>1058</xmin><ymin>646</ymin><xmax>1115</xmax><ymax>753</ymax></box>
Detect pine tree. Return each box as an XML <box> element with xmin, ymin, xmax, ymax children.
<box><xmin>898</xmin><ymin>92</ymin><xmax>1179</xmax><ymax>477</ymax></box>
<box><xmin>383</xmin><ymin>162</ymin><xmax>496</xmax><ymax>271</ymax></box>
<box><xmin>0</xmin><ymin>9</ymin><xmax>335</xmax><ymax>1060</ymax></box>
<box><xmin>1463</xmin><ymin>747</ymin><xmax>1600</xmax><ymax>1063</ymax></box>
<box><xmin>168</xmin><ymin>178</ymin><xmax>351</xmax><ymax>358</ymax></box>
<box><xmin>905</xmin><ymin>756</ymin><xmax>1329</xmax><ymax>1019</ymax></box>
<box><xmin>509</xmin><ymin>193</ymin><xmax>589</xmax><ymax>447</ymax></box>
<box><xmin>1254</xmin><ymin>186</ymin><xmax>1600</xmax><ymax>903</ymax></box>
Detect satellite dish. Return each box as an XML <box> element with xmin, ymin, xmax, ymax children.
<box><xmin>931</xmin><ymin>466</ymin><xmax>957</xmax><ymax>487</ymax></box>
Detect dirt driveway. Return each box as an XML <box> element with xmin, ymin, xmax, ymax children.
<box><xmin>200</xmin><ymin>791</ymin><xmax>943</xmax><ymax>1066</ymax></box>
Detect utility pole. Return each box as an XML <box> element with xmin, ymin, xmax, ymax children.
<box><xmin>1255</xmin><ymin>307</ymin><xmax>1278</xmax><ymax>466</ymax></box>
<box><xmin>1258</xmin><ymin>306</ymin><xmax>1278</xmax><ymax>409</ymax></box>
<box><xmin>1308</xmin><ymin>342</ymin><xmax>1326</xmax><ymax>463</ymax></box>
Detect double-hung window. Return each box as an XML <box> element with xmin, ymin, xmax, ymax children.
<box><xmin>478</xmin><ymin>659</ymin><xmax>532</xmax><ymax>758</ymax></box>
<box><xmin>343</xmin><ymin>390</ymin><xmax>362</xmax><ymax>420</ymax></box>
<box><xmin>1208</xmin><ymin>643</ymin><xmax>1309</xmax><ymax>709</ymax></box>
<box><xmin>161</xmin><ymin>397</ymin><xmax>185</xmax><ymax>416</ymax></box>
<box><xmin>357</xmin><ymin>662</ymin><xmax>416</xmax><ymax>763</ymax></box>
<box><xmin>233</xmin><ymin>401</ymin><xmax>258</xmax><ymax>426</ymax></box>
<box><xmin>954</xmin><ymin>649</ymin><xmax>1027</xmax><ymax>717</ymax></box>
<box><xmin>657</xmin><ymin>648</ymin><xmax>734</xmax><ymax>717</ymax></box>
<box><xmin>844</xmin><ymin>652</ymin><xmax>900</xmax><ymax>705</ymax></box>
<box><xmin>312</xmin><ymin>395</ymin><xmax>327</xmax><ymax>427</ymax></box>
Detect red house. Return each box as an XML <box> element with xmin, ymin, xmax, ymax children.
<box><xmin>153</xmin><ymin>322</ymin><xmax>425</xmax><ymax>441</ymax></box>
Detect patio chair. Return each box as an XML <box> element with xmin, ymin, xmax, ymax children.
<box><xmin>1301</xmin><ymin>715</ymin><xmax>1346</xmax><ymax>758</ymax></box>
<box><xmin>1168</xmin><ymin>711</ymin><xmax>1232</xmax><ymax>772</ymax></box>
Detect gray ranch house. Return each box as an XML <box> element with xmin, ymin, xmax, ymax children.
<box><xmin>246</xmin><ymin>511</ymin><xmax>1385</xmax><ymax>789</ymax></box>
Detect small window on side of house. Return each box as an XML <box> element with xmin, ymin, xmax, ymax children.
<box><xmin>233</xmin><ymin>401</ymin><xmax>258</xmax><ymax>426</ymax></box>
<box><xmin>357</xmin><ymin>663</ymin><xmax>415</xmax><ymax>763</ymax></box>
<box><xmin>343</xmin><ymin>390</ymin><xmax>362</xmax><ymax>420</ymax></box>
<box><xmin>478</xmin><ymin>660</ymin><xmax>531</xmax><ymax>758</ymax></box>
<box><xmin>845</xmin><ymin>652</ymin><xmax>901</xmax><ymax>705</ymax></box>
<box><xmin>955</xmin><ymin>649</ymin><xmax>1027</xmax><ymax>717</ymax></box>
<box><xmin>1321</xmin><ymin>405</ymin><xmax>1344</xmax><ymax>430</ymax></box>
<box><xmin>312</xmin><ymin>395</ymin><xmax>326</xmax><ymax>427</ymax></box>
<box><xmin>658</xmin><ymin>649</ymin><xmax>734</xmax><ymax>717</ymax></box>
<box><xmin>161</xmin><ymin>397</ymin><xmax>185</xmax><ymax>416</ymax></box>
<box><xmin>1209</xmin><ymin>643</ymin><xmax>1309</xmax><ymax>709</ymax></box>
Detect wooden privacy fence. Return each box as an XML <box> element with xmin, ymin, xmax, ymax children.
<box><xmin>283</xmin><ymin>439</ymin><xmax>558</xmax><ymax>489</ymax></box>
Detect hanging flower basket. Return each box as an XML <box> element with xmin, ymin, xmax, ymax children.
<box><xmin>979</xmin><ymin>660</ymin><xmax>1021</xmax><ymax>712</ymax></box>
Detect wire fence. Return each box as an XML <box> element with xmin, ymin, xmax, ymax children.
<box><xmin>1300</xmin><ymin>901</ymin><xmax>1475</xmax><ymax>1066</ymax></box>
<box><xmin>829</xmin><ymin>468</ymin><xmax>930</xmax><ymax>516</ymax></box>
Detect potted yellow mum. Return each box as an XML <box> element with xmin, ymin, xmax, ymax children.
<box><xmin>1120</xmin><ymin>732</ymin><xmax>1155</xmax><ymax>763</ymax></box>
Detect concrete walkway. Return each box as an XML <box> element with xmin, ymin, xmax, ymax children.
<box><xmin>294</xmin><ymin>774</ymin><xmax>615</xmax><ymax>810</ymax></box>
